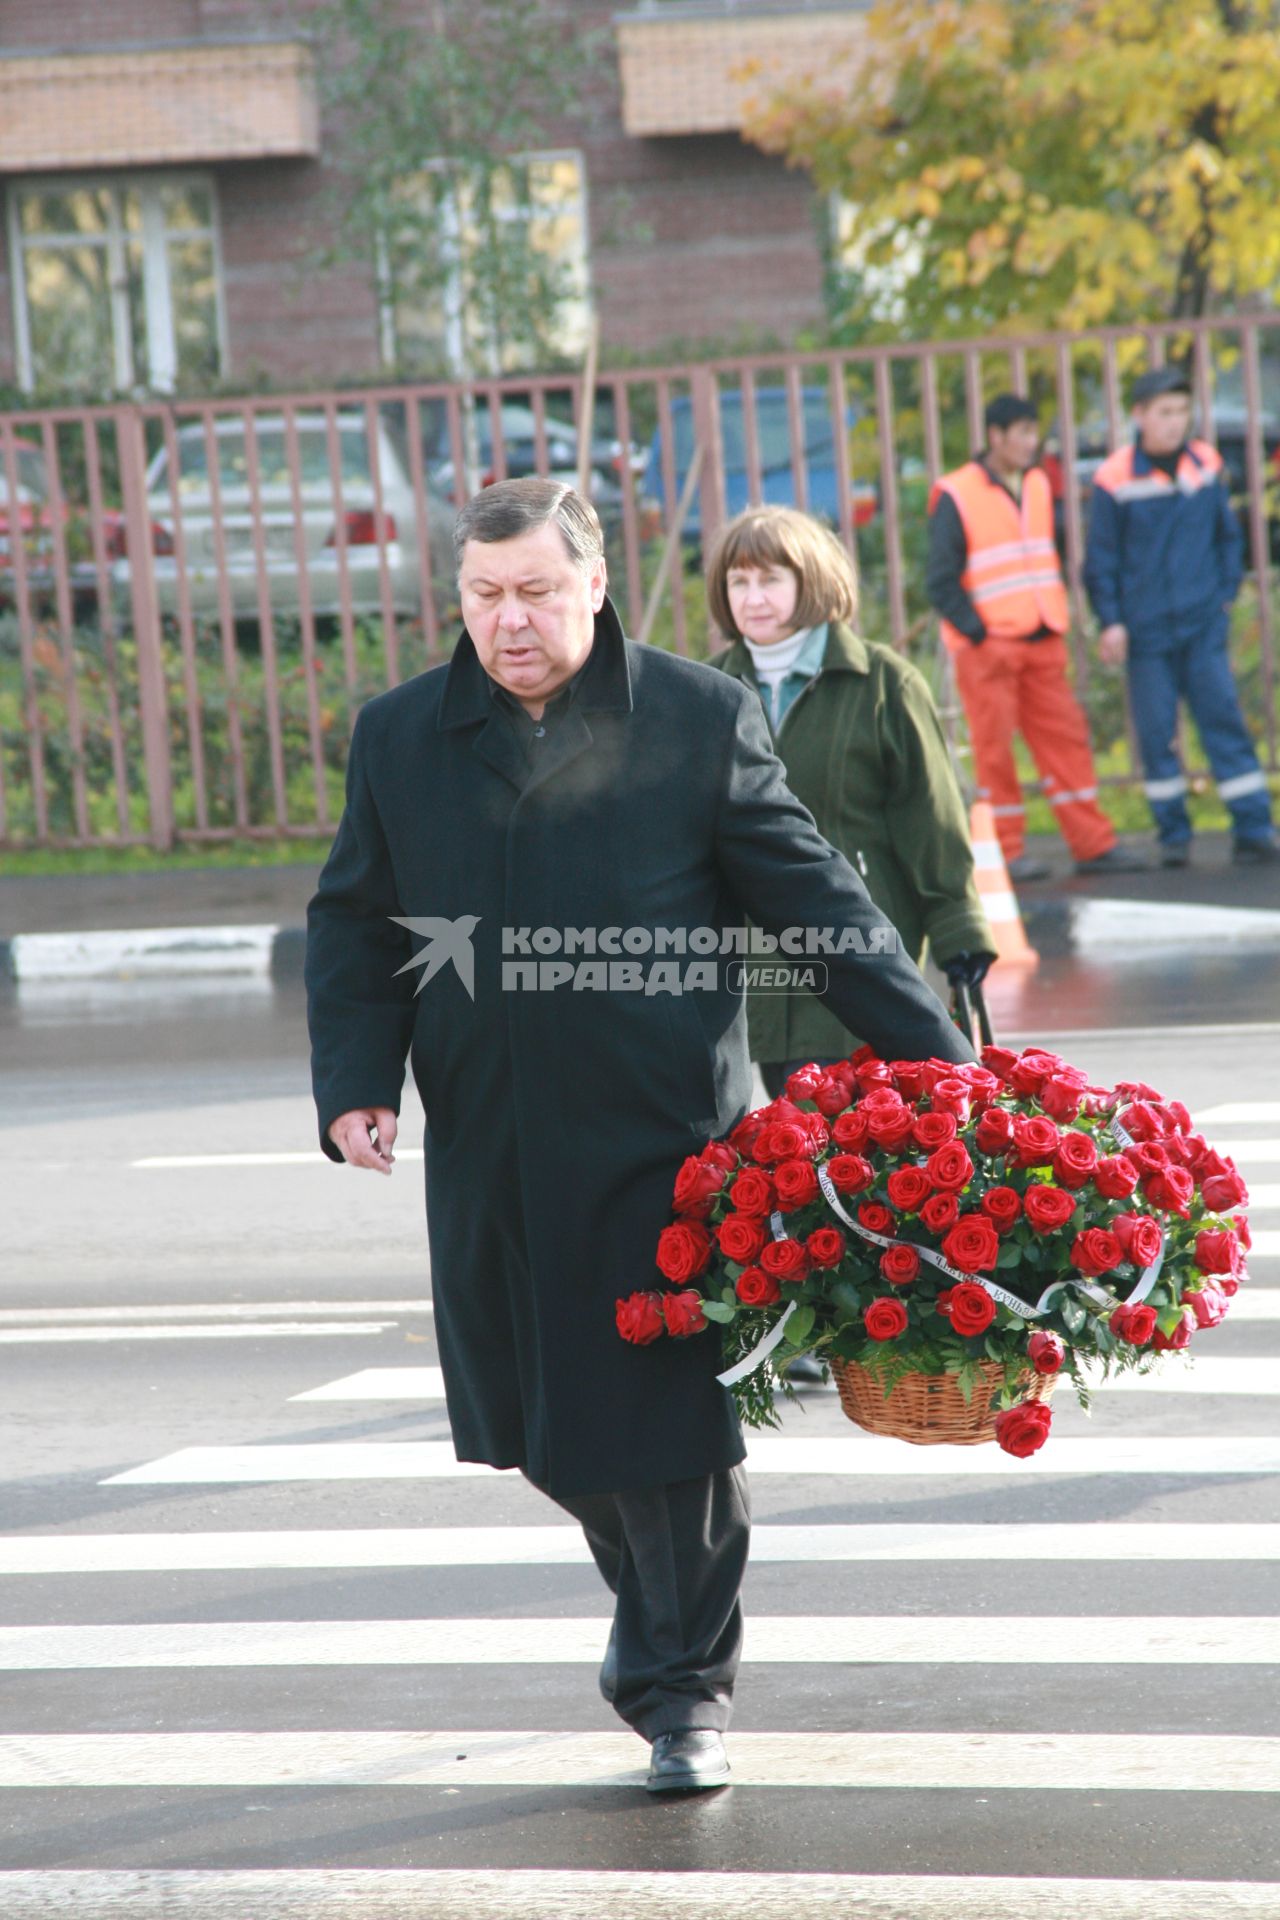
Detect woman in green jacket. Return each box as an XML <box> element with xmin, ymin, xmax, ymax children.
<box><xmin>707</xmin><ymin>504</ymin><xmax>995</xmax><ymax>1102</ymax></box>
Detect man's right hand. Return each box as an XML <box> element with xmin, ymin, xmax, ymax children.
<box><xmin>1098</xmin><ymin>623</ymin><xmax>1128</xmax><ymax>665</ymax></box>
<box><xmin>327</xmin><ymin>1107</ymin><xmax>398</xmax><ymax>1174</ymax></box>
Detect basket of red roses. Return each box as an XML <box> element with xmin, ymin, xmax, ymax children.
<box><xmin>616</xmin><ymin>1045</ymin><xmax>1250</xmax><ymax>1456</ymax></box>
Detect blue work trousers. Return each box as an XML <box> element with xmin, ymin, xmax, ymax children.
<box><xmin>1127</xmin><ymin>623</ymin><xmax>1273</xmax><ymax>847</ymax></box>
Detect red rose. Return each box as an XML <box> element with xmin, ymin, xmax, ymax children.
<box><xmin>616</xmin><ymin>1290</ymin><xmax>665</xmax><ymax>1345</ymax></box>
<box><xmin>974</xmin><ymin>1106</ymin><xmax>1015</xmax><ymax>1154</ymax></box>
<box><xmin>1195</xmin><ymin>1229</ymin><xmax>1243</xmax><ymax>1277</ymax></box>
<box><xmin>927</xmin><ymin>1140</ymin><xmax>975</xmax><ymax>1193</ymax></box>
<box><xmin>867</xmin><ymin>1109</ymin><xmax>916</xmax><ymax>1151</ymax></box>
<box><xmin>805</xmin><ymin>1226</ymin><xmax>847</xmax><ymax>1269</ymax></box>
<box><xmin>864</xmin><ymin>1295</ymin><xmax>909</xmax><ymax>1341</ymax></box>
<box><xmin>702</xmin><ymin>1141</ymin><xmax>739</xmax><ymax>1173</ymax></box>
<box><xmin>1071</xmin><ymin>1227</ymin><xmax>1123</xmax><ymax>1276</ymax></box>
<box><xmin>941</xmin><ymin>1214</ymin><xmax>1001</xmax><ymax>1274</ymax></box>
<box><xmin>981</xmin><ymin>1044</ymin><xmax>1021</xmax><ymax>1081</ymax></box>
<box><xmin>715</xmin><ymin>1213</ymin><xmax>766</xmax><ymax>1264</ymax></box>
<box><xmin>858</xmin><ymin>1202</ymin><xmax>896</xmax><ymax>1236</ymax></box>
<box><xmin>1154</xmin><ymin>1308</ymin><xmax>1194</xmax><ymax>1351</ymax></box>
<box><xmin>1112</xmin><ymin>1212</ymin><xmax>1163</xmax><ymax>1269</ymax></box>
<box><xmin>735</xmin><ymin>1265</ymin><xmax>781</xmax><ymax>1307</ymax></box>
<box><xmin>672</xmin><ymin>1154</ymin><xmax>727</xmax><ymax>1218</ymax></box>
<box><xmin>1183</xmin><ymin>1285</ymin><xmax>1229</xmax><ymax>1329</ymax></box>
<box><xmin>803</xmin><ymin>1113</ymin><xmax>832</xmax><ymax>1155</ymax></box>
<box><xmin>880</xmin><ymin>1243</ymin><xmax>921</xmax><ymax>1286</ymax></box>
<box><xmin>662</xmin><ymin>1289</ymin><xmax>707</xmax><ymax>1338</ymax></box>
<box><xmin>921</xmin><ymin>1191</ymin><xmax>960</xmax><ymax>1233</ymax></box>
<box><xmin>1052</xmin><ymin>1131</ymin><xmax>1099</xmax><ymax>1190</ymax></box>
<box><xmin>1009</xmin><ymin>1049</ymin><xmax>1063</xmax><ymax>1095</ymax></box>
<box><xmin>774</xmin><ymin>1158</ymin><xmax>820</xmax><ymax>1212</ymax></box>
<box><xmin>783</xmin><ymin>1063</ymin><xmax>824</xmax><ymax>1103</ymax></box>
<box><xmin>752</xmin><ymin>1120</ymin><xmax>809</xmax><ymax>1165</ymax></box>
<box><xmin>1118</xmin><ymin>1101</ymin><xmax>1163</xmax><ymax>1141</ymax></box>
<box><xmin>861</xmin><ymin>1086</ymin><xmax>905</xmax><ymax>1114</ymax></box>
<box><xmin>981</xmin><ymin>1185</ymin><xmax>1022</xmax><ymax>1233</ymax></box>
<box><xmin>813</xmin><ymin>1074</ymin><xmax>854</xmax><ymax>1117</ymax></box>
<box><xmin>912</xmin><ymin>1110</ymin><xmax>958</xmax><ymax>1150</ymax></box>
<box><xmin>948</xmin><ymin>1281</ymin><xmax>996</xmax><ymax>1335</ymax></box>
<box><xmin>827</xmin><ymin>1153</ymin><xmax>874</xmax><ymax>1195</ymax></box>
<box><xmin>890</xmin><ymin>1060</ymin><xmax>929</xmax><ymax>1099</ymax></box>
<box><xmin>994</xmin><ymin>1399</ymin><xmax>1053</xmax><ymax>1457</ymax></box>
<box><xmin>728</xmin><ymin>1167</ymin><xmax>775</xmax><ymax>1219</ymax></box>
<box><xmin>759</xmin><ymin>1237</ymin><xmax>810</xmax><ymax>1283</ymax></box>
<box><xmin>1201</xmin><ymin>1167</ymin><xmax>1249</xmax><ymax>1212</ymax></box>
<box><xmin>656</xmin><ymin>1221</ymin><xmax>712</xmax><ymax>1283</ymax></box>
<box><xmin>832</xmin><ymin>1109</ymin><xmax>871</xmax><ymax>1151</ymax></box>
<box><xmin>1023</xmin><ymin>1184</ymin><xmax>1078</xmax><ymax>1234</ymax></box>
<box><xmin>1094</xmin><ymin>1155</ymin><xmax>1140</xmax><ymax>1200</ymax></box>
<box><xmin>930</xmin><ymin>1076</ymin><xmax>972</xmax><ymax>1118</ymax></box>
<box><xmin>729</xmin><ymin>1111</ymin><xmax>767</xmax><ymax>1156</ymax></box>
<box><xmin>886</xmin><ymin>1166</ymin><xmax>933</xmax><ymax>1212</ymax></box>
<box><xmin>1012</xmin><ymin>1114</ymin><xmax>1062</xmax><ymax>1167</ymax></box>
<box><xmin>1234</xmin><ymin>1215</ymin><xmax>1252</xmax><ymax>1251</ymax></box>
<box><xmin>854</xmin><ymin>1058</ymin><xmax>895</xmax><ymax>1090</ymax></box>
<box><xmin>1040</xmin><ymin>1071</ymin><xmax>1088</xmax><ymax>1122</ymax></box>
<box><xmin>1110</xmin><ymin>1300</ymin><xmax>1158</xmax><ymax>1345</ymax></box>
<box><xmin>1131</xmin><ymin>1141</ymin><xmax>1171</xmax><ymax>1175</ymax></box>
<box><xmin>1027</xmin><ymin>1329</ymin><xmax>1066</xmax><ymax>1374</ymax></box>
<box><xmin>1145</xmin><ymin>1166</ymin><xmax>1195</xmax><ymax>1216</ymax></box>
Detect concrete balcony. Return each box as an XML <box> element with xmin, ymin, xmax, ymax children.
<box><xmin>0</xmin><ymin>38</ymin><xmax>318</xmax><ymax>172</ymax></box>
<box><xmin>615</xmin><ymin>2</ymin><xmax>867</xmax><ymax>137</ymax></box>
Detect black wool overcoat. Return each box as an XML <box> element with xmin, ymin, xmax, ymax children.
<box><xmin>305</xmin><ymin>597</ymin><xmax>973</xmax><ymax>1497</ymax></box>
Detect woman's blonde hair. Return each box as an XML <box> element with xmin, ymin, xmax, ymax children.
<box><xmin>706</xmin><ymin>505</ymin><xmax>859</xmax><ymax>640</ymax></box>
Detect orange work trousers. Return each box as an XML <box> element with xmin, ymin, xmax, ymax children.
<box><xmin>951</xmin><ymin>634</ymin><xmax>1115</xmax><ymax>864</ymax></box>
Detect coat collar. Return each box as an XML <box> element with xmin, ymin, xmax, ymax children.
<box><xmin>1130</xmin><ymin>435</ymin><xmax>1204</xmax><ymax>479</ymax></box>
<box><xmin>718</xmin><ymin>618</ymin><xmax>872</xmax><ymax>684</ymax></box>
<box><xmin>437</xmin><ymin>592</ymin><xmax>634</xmax><ymax>731</ymax></box>
<box><xmin>437</xmin><ymin>592</ymin><xmax>633</xmax><ymax>795</ymax></box>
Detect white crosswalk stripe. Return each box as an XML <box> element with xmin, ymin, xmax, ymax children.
<box><xmin>9</xmin><ymin>1191</ymin><xmax>1280</xmax><ymax>1915</ymax></box>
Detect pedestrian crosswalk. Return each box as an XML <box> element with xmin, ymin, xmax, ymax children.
<box><xmin>3</xmin><ymin>1136</ymin><xmax>1278</xmax><ymax>1916</ymax></box>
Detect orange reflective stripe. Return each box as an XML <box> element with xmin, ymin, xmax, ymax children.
<box><xmin>938</xmin><ymin>463</ymin><xmax>1069</xmax><ymax>640</ymax></box>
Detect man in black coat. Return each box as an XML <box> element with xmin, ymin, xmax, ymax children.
<box><xmin>306</xmin><ymin>478</ymin><xmax>972</xmax><ymax>1794</ymax></box>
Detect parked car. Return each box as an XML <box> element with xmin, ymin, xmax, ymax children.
<box><xmin>0</xmin><ymin>436</ymin><xmax>114</xmax><ymax>621</ymax></box>
<box><xmin>641</xmin><ymin>386</ymin><xmax>878</xmax><ymax>545</ymax></box>
<box><xmin>420</xmin><ymin>398</ymin><xmax>644</xmax><ymax>517</ymax></box>
<box><xmin>115</xmin><ymin>412</ymin><xmax>456</xmax><ymax>627</ymax></box>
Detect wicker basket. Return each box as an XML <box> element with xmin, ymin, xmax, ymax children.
<box><xmin>830</xmin><ymin>1356</ymin><xmax>1058</xmax><ymax>1446</ymax></box>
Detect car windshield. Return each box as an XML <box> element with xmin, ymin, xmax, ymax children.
<box><xmin>670</xmin><ymin>391</ymin><xmax>837</xmax><ymax>473</ymax></box>
<box><xmin>158</xmin><ymin>424</ymin><xmax>380</xmax><ymax>496</ymax></box>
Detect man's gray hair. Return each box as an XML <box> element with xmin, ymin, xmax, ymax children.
<box><xmin>453</xmin><ymin>476</ymin><xmax>606</xmax><ymax>575</ymax></box>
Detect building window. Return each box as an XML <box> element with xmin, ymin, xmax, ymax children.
<box><xmin>8</xmin><ymin>175</ymin><xmax>225</xmax><ymax>395</ymax></box>
<box><xmin>379</xmin><ymin>151</ymin><xmax>591</xmax><ymax>379</ymax></box>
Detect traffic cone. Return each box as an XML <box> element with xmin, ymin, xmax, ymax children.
<box><xmin>969</xmin><ymin>800</ymin><xmax>1038</xmax><ymax>970</ymax></box>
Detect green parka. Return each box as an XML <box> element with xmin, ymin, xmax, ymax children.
<box><xmin>713</xmin><ymin>621</ymin><xmax>994</xmax><ymax>1065</ymax></box>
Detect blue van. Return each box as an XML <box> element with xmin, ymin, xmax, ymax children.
<box><xmin>642</xmin><ymin>385</ymin><xmax>875</xmax><ymax>541</ymax></box>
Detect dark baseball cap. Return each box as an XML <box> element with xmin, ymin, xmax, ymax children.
<box><xmin>1131</xmin><ymin>366</ymin><xmax>1192</xmax><ymax>405</ymax></box>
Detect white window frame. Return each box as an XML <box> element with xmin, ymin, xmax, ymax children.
<box><xmin>378</xmin><ymin>148</ymin><xmax>592</xmax><ymax>378</ymax></box>
<box><xmin>6</xmin><ymin>170</ymin><xmax>228</xmax><ymax>395</ymax></box>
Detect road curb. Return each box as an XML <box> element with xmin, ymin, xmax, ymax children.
<box><xmin>3</xmin><ymin>893</ymin><xmax>1280</xmax><ymax>983</ymax></box>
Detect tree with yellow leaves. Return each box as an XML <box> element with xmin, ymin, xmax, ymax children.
<box><xmin>742</xmin><ymin>0</ymin><xmax>1280</xmax><ymax>339</ymax></box>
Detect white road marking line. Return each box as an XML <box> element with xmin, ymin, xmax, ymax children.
<box><xmin>1233</xmin><ymin>1139</ymin><xmax>1280</xmax><ymax>1164</ymax></box>
<box><xmin>1241</xmin><ymin>1183</ymin><xmax>1280</xmax><ymax>1208</ymax></box>
<box><xmin>4</xmin><ymin>1522</ymin><xmax>1278</xmax><ymax>1576</ymax></box>
<box><xmin>0</xmin><ymin>1729</ymin><xmax>1275</xmax><ymax>1791</ymax></box>
<box><xmin>3</xmin><ymin>1616</ymin><xmax>1276</xmax><ymax>1671</ymax></box>
<box><xmin>131</xmin><ymin>1150</ymin><xmax>425</xmax><ymax>1168</ymax></box>
<box><xmin>1247</xmin><ymin>1230</ymin><xmax>1280</xmax><ymax>1255</ymax></box>
<box><xmin>0</xmin><ymin>1875</ymin><xmax>1274</xmax><ymax>1920</ymax></box>
<box><xmin>101</xmin><ymin>1435</ymin><xmax>1280</xmax><ymax>1485</ymax></box>
<box><xmin>297</xmin><ymin>1359</ymin><xmax>1280</xmax><ymax>1402</ymax></box>
<box><xmin>291</xmin><ymin>1368</ymin><xmax>446</xmax><ymax>1401</ymax></box>
<box><xmin>0</xmin><ymin>1324</ymin><xmax>396</xmax><ymax>1345</ymax></box>
<box><xmin>1226</xmin><ymin>1291</ymin><xmax>1280</xmax><ymax>1319</ymax></box>
<box><xmin>0</xmin><ymin>1301</ymin><xmax>432</xmax><ymax>1326</ymax></box>
<box><xmin>1196</xmin><ymin>1103</ymin><xmax>1280</xmax><ymax>1125</ymax></box>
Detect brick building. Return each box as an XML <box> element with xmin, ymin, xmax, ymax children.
<box><xmin>0</xmin><ymin>0</ymin><xmax>866</xmax><ymax>394</ymax></box>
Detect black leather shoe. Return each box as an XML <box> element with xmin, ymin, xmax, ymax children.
<box><xmin>1160</xmin><ymin>840</ymin><xmax>1191</xmax><ymax>868</ymax></box>
<box><xmin>1006</xmin><ymin>853</ymin><xmax>1052</xmax><ymax>883</ymax></box>
<box><xmin>599</xmin><ymin>1623</ymin><xmax>618</xmax><ymax>1704</ymax></box>
<box><xmin>646</xmin><ymin>1729</ymin><xmax>731</xmax><ymax>1794</ymax></box>
<box><xmin>1233</xmin><ymin>837</ymin><xmax>1279</xmax><ymax>865</ymax></box>
<box><xmin>1074</xmin><ymin>844</ymin><xmax>1147</xmax><ymax>875</ymax></box>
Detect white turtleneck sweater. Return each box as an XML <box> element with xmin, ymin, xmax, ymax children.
<box><xmin>742</xmin><ymin>625</ymin><xmax>819</xmax><ymax>727</ymax></box>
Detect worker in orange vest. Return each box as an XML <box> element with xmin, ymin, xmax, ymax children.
<box><xmin>927</xmin><ymin>393</ymin><xmax>1145</xmax><ymax>883</ymax></box>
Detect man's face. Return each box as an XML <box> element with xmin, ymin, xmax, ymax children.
<box><xmin>1136</xmin><ymin>392</ymin><xmax>1192</xmax><ymax>457</ymax></box>
<box><xmin>987</xmin><ymin>419</ymin><xmax>1041</xmax><ymax>470</ymax></box>
<box><xmin>459</xmin><ymin>520</ymin><xmax>606</xmax><ymax>711</ymax></box>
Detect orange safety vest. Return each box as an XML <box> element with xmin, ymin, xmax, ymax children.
<box><xmin>935</xmin><ymin>461</ymin><xmax>1069</xmax><ymax>649</ymax></box>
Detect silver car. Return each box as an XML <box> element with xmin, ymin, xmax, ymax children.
<box><xmin>118</xmin><ymin>412</ymin><xmax>456</xmax><ymax>625</ymax></box>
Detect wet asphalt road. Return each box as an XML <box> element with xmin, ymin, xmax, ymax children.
<box><xmin>1</xmin><ymin>953</ymin><xmax>1278</xmax><ymax>1915</ymax></box>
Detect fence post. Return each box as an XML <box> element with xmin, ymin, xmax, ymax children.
<box><xmin>117</xmin><ymin>405</ymin><xmax>174</xmax><ymax>850</ymax></box>
<box><xmin>690</xmin><ymin>366</ymin><xmax>725</xmax><ymax>557</ymax></box>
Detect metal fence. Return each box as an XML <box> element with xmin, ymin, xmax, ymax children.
<box><xmin>1</xmin><ymin>312</ymin><xmax>1277</xmax><ymax>850</ymax></box>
